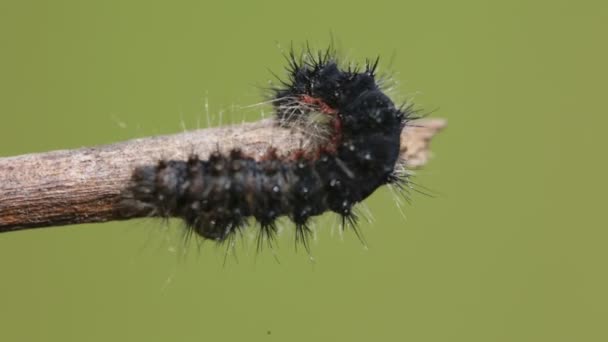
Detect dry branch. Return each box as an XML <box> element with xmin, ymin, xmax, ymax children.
<box><xmin>0</xmin><ymin>118</ymin><xmax>446</xmax><ymax>233</ymax></box>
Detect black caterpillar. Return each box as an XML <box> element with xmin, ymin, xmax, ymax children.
<box><xmin>121</xmin><ymin>48</ymin><xmax>414</xmax><ymax>247</ymax></box>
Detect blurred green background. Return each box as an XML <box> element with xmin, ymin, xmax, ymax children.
<box><xmin>1</xmin><ymin>0</ymin><xmax>606</xmax><ymax>341</ymax></box>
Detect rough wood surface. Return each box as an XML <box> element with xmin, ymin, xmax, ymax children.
<box><xmin>0</xmin><ymin>118</ymin><xmax>446</xmax><ymax>232</ymax></box>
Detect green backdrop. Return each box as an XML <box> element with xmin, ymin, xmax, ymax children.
<box><xmin>1</xmin><ymin>1</ymin><xmax>606</xmax><ymax>341</ymax></box>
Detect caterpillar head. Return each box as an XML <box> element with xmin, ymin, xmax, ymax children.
<box><xmin>272</xmin><ymin>49</ymin><xmax>408</xmax><ymax>144</ymax></box>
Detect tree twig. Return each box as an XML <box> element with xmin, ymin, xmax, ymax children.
<box><xmin>0</xmin><ymin>118</ymin><xmax>446</xmax><ymax>233</ymax></box>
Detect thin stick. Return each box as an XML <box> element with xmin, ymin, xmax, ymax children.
<box><xmin>0</xmin><ymin>118</ymin><xmax>446</xmax><ymax>232</ymax></box>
